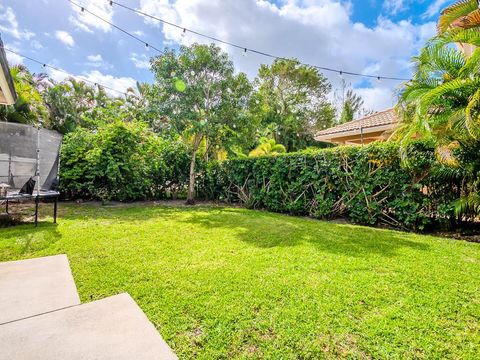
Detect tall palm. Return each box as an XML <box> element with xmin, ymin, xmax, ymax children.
<box><xmin>396</xmin><ymin>28</ymin><xmax>480</xmax><ymax>219</ymax></box>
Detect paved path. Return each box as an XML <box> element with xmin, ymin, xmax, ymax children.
<box><xmin>0</xmin><ymin>255</ymin><xmax>177</xmax><ymax>359</ymax></box>
<box><xmin>0</xmin><ymin>255</ymin><xmax>80</xmax><ymax>324</ymax></box>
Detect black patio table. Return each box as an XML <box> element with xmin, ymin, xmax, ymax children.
<box><xmin>1</xmin><ymin>191</ymin><xmax>59</xmax><ymax>227</ymax></box>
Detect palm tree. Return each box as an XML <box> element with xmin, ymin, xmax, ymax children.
<box><xmin>438</xmin><ymin>0</ymin><xmax>480</xmax><ymax>33</ymax></box>
<box><xmin>249</xmin><ymin>137</ymin><xmax>286</xmax><ymax>157</ymax></box>
<box><xmin>339</xmin><ymin>89</ymin><xmax>365</xmax><ymax>124</ymax></box>
<box><xmin>396</xmin><ymin>26</ymin><xmax>480</xmax><ymax>220</ymax></box>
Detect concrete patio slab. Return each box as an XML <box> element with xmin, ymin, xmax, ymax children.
<box><xmin>0</xmin><ymin>254</ymin><xmax>80</xmax><ymax>324</ymax></box>
<box><xmin>0</xmin><ymin>293</ymin><xmax>177</xmax><ymax>360</ymax></box>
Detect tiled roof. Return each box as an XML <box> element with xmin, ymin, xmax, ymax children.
<box><xmin>316</xmin><ymin>108</ymin><xmax>398</xmax><ymax>137</ymax></box>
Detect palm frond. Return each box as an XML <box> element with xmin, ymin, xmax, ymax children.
<box><xmin>465</xmin><ymin>87</ymin><xmax>480</xmax><ymax>138</ymax></box>
<box><xmin>435</xmin><ymin>141</ymin><xmax>461</xmax><ymax>166</ymax></box>
<box><xmin>455</xmin><ymin>192</ymin><xmax>480</xmax><ymax>216</ymax></box>
<box><xmin>438</xmin><ymin>0</ymin><xmax>479</xmax><ymax>33</ymax></box>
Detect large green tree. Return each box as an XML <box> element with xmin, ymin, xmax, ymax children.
<box><xmin>250</xmin><ymin>59</ymin><xmax>335</xmax><ymax>151</ymax></box>
<box><xmin>149</xmin><ymin>43</ymin><xmax>252</xmax><ymax>204</ymax></box>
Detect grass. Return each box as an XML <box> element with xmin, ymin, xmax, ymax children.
<box><xmin>0</xmin><ymin>203</ymin><xmax>479</xmax><ymax>359</ymax></box>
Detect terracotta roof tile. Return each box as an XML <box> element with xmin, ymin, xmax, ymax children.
<box><xmin>316</xmin><ymin>108</ymin><xmax>398</xmax><ymax>136</ymax></box>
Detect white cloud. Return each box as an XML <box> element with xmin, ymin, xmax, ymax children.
<box><xmin>55</xmin><ymin>30</ymin><xmax>75</xmax><ymax>47</ymax></box>
<box><xmin>69</xmin><ymin>0</ymin><xmax>114</xmax><ymax>32</ymax></box>
<box><xmin>355</xmin><ymin>86</ymin><xmax>397</xmax><ymax>112</ymax></box>
<box><xmin>137</xmin><ymin>0</ymin><xmax>436</xmax><ymax>111</ymax></box>
<box><xmin>423</xmin><ymin>0</ymin><xmax>450</xmax><ymax>19</ymax></box>
<box><xmin>0</xmin><ymin>5</ymin><xmax>35</xmax><ymax>40</ymax></box>
<box><xmin>132</xmin><ymin>30</ymin><xmax>146</xmax><ymax>37</ymax></box>
<box><xmin>30</xmin><ymin>40</ymin><xmax>43</xmax><ymax>50</ymax></box>
<box><xmin>82</xmin><ymin>70</ymin><xmax>136</xmax><ymax>95</ymax></box>
<box><xmin>47</xmin><ymin>68</ymin><xmax>135</xmax><ymax>97</ymax></box>
<box><xmin>5</xmin><ymin>45</ymin><xmax>23</xmax><ymax>66</ymax></box>
<box><xmin>87</xmin><ymin>54</ymin><xmax>103</xmax><ymax>62</ymax></box>
<box><xmin>85</xmin><ymin>54</ymin><xmax>113</xmax><ymax>70</ymax></box>
<box><xmin>130</xmin><ymin>53</ymin><xmax>151</xmax><ymax>69</ymax></box>
<box><xmin>383</xmin><ymin>0</ymin><xmax>405</xmax><ymax>15</ymax></box>
<box><xmin>47</xmin><ymin>67</ymin><xmax>71</xmax><ymax>83</ymax></box>
<box><xmin>69</xmin><ymin>15</ymin><xmax>94</xmax><ymax>34</ymax></box>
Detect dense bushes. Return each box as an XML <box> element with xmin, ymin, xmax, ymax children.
<box><xmin>60</xmin><ymin>124</ymin><xmax>473</xmax><ymax>230</ymax></box>
<box><xmin>199</xmin><ymin>142</ymin><xmax>463</xmax><ymax>230</ymax></box>
<box><xmin>60</xmin><ymin>121</ymin><xmax>191</xmax><ymax>201</ymax></box>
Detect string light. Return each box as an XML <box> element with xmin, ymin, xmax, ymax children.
<box><xmin>1</xmin><ymin>46</ymin><xmax>128</xmax><ymax>96</ymax></box>
<box><xmin>107</xmin><ymin>0</ymin><xmax>410</xmax><ymax>82</ymax></box>
<box><xmin>69</xmin><ymin>0</ymin><xmax>164</xmax><ymax>54</ymax></box>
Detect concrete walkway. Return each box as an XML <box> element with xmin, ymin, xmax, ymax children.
<box><xmin>0</xmin><ymin>255</ymin><xmax>80</xmax><ymax>324</ymax></box>
<box><xmin>0</xmin><ymin>255</ymin><xmax>177</xmax><ymax>359</ymax></box>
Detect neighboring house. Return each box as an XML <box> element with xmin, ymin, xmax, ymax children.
<box><xmin>315</xmin><ymin>108</ymin><xmax>398</xmax><ymax>145</ymax></box>
<box><xmin>0</xmin><ymin>35</ymin><xmax>17</xmax><ymax>105</ymax></box>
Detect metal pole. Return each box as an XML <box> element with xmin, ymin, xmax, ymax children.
<box><xmin>53</xmin><ymin>197</ymin><xmax>57</xmax><ymax>224</ymax></box>
<box><xmin>36</xmin><ymin>126</ymin><xmax>40</xmax><ymax>226</ymax></box>
<box><xmin>34</xmin><ymin>195</ymin><xmax>39</xmax><ymax>227</ymax></box>
<box><xmin>36</xmin><ymin>126</ymin><xmax>40</xmax><ymax>196</ymax></box>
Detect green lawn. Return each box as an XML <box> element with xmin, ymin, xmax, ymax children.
<box><xmin>1</xmin><ymin>203</ymin><xmax>479</xmax><ymax>359</ymax></box>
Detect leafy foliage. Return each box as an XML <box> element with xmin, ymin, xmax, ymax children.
<box><xmin>60</xmin><ymin>121</ymin><xmax>191</xmax><ymax>201</ymax></box>
<box><xmin>200</xmin><ymin>141</ymin><xmax>466</xmax><ymax>230</ymax></box>
<box><xmin>248</xmin><ymin>137</ymin><xmax>286</xmax><ymax>157</ymax></box>
<box><xmin>249</xmin><ymin>59</ymin><xmax>335</xmax><ymax>151</ymax></box>
<box><xmin>149</xmin><ymin>43</ymin><xmax>252</xmax><ymax>203</ymax></box>
<box><xmin>0</xmin><ymin>65</ymin><xmax>49</xmax><ymax>125</ymax></box>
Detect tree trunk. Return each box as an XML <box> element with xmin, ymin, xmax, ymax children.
<box><xmin>186</xmin><ymin>133</ymin><xmax>202</xmax><ymax>205</ymax></box>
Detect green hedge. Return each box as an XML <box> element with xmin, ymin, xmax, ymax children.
<box><xmin>60</xmin><ymin>123</ymin><xmax>469</xmax><ymax>230</ymax></box>
<box><xmin>199</xmin><ymin>142</ymin><xmax>460</xmax><ymax>230</ymax></box>
<box><xmin>60</xmin><ymin>121</ymin><xmax>192</xmax><ymax>201</ymax></box>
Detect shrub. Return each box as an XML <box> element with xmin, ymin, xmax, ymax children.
<box><xmin>199</xmin><ymin>141</ymin><xmax>463</xmax><ymax>230</ymax></box>
<box><xmin>60</xmin><ymin>121</ymin><xmax>191</xmax><ymax>201</ymax></box>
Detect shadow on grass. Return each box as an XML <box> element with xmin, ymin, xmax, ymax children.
<box><xmin>50</xmin><ymin>203</ymin><xmax>430</xmax><ymax>258</ymax></box>
<box><xmin>175</xmin><ymin>207</ymin><xmax>430</xmax><ymax>258</ymax></box>
<box><xmin>0</xmin><ymin>223</ymin><xmax>62</xmax><ymax>260</ymax></box>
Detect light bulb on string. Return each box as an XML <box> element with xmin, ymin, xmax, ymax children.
<box><xmin>243</xmin><ymin>48</ymin><xmax>247</xmax><ymax>57</ymax></box>
<box><xmin>181</xmin><ymin>28</ymin><xmax>186</xmax><ymax>38</ymax></box>
<box><xmin>145</xmin><ymin>43</ymin><xmax>149</xmax><ymax>50</ymax></box>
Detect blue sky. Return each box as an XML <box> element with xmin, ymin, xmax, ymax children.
<box><xmin>0</xmin><ymin>0</ymin><xmax>455</xmax><ymax>111</ymax></box>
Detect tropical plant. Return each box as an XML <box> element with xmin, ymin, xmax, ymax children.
<box><xmin>0</xmin><ymin>65</ymin><xmax>49</xmax><ymax>125</ymax></box>
<box><xmin>149</xmin><ymin>43</ymin><xmax>251</xmax><ymax>204</ymax></box>
<box><xmin>339</xmin><ymin>89</ymin><xmax>365</xmax><ymax>124</ymax></box>
<box><xmin>438</xmin><ymin>0</ymin><xmax>480</xmax><ymax>33</ymax></box>
<box><xmin>250</xmin><ymin>59</ymin><xmax>335</xmax><ymax>151</ymax></box>
<box><xmin>396</xmin><ymin>16</ymin><xmax>480</xmax><ymax>220</ymax></box>
<box><xmin>248</xmin><ymin>137</ymin><xmax>287</xmax><ymax>157</ymax></box>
